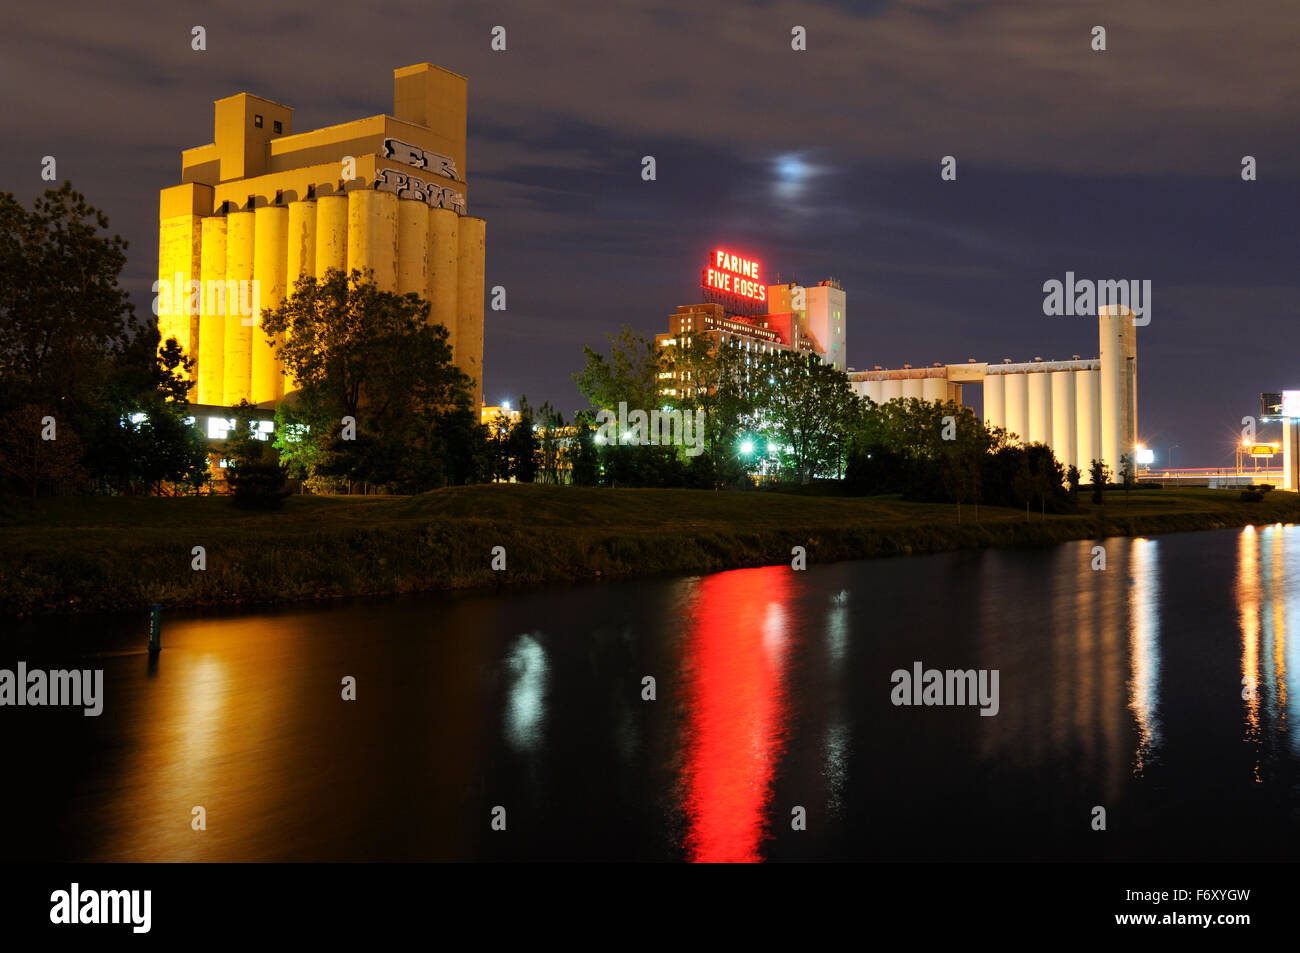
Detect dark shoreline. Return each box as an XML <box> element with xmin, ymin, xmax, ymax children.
<box><xmin>3</xmin><ymin>484</ymin><xmax>1298</xmax><ymax>617</ymax></box>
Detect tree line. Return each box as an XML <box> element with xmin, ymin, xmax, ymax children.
<box><xmin>0</xmin><ymin>184</ymin><xmax>1130</xmax><ymax>512</ymax></box>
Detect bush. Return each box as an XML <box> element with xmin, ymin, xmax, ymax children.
<box><xmin>228</xmin><ymin>459</ymin><xmax>291</xmax><ymax>510</ymax></box>
<box><xmin>1241</xmin><ymin>490</ymin><xmax>1264</xmax><ymax>502</ymax></box>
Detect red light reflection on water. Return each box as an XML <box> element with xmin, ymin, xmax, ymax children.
<box><xmin>678</xmin><ymin>566</ymin><xmax>793</xmax><ymax>863</ymax></box>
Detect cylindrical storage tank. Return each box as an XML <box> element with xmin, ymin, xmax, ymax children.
<box><xmin>881</xmin><ymin>379</ymin><xmax>903</xmax><ymax>403</ymax></box>
<box><xmin>922</xmin><ymin>377</ymin><xmax>947</xmax><ymax>403</ymax></box>
<box><xmin>252</xmin><ymin>205</ymin><xmax>288</xmax><ymax>405</ymax></box>
<box><xmin>397</xmin><ymin>199</ymin><xmax>430</xmax><ymax>297</ymax></box>
<box><xmin>864</xmin><ymin>380</ymin><xmax>884</xmax><ymax>405</ymax></box>
<box><xmin>427</xmin><ymin>207</ymin><xmax>459</xmax><ymax>352</ymax></box>
<box><xmin>157</xmin><ymin>213</ymin><xmax>202</xmax><ymax>361</ymax></box>
<box><xmin>1004</xmin><ymin>372</ymin><xmax>1029</xmax><ymax>445</ymax></box>
<box><xmin>1075</xmin><ymin>369</ymin><xmax>1100</xmax><ymax>478</ymax></box>
<box><xmin>902</xmin><ymin>378</ymin><xmax>924</xmax><ymax>401</ymax></box>
<box><xmin>347</xmin><ymin>189</ymin><xmax>399</xmax><ymax>291</ymax></box>
<box><xmin>222</xmin><ymin>210</ymin><xmax>256</xmax><ymax>406</ymax></box>
<box><xmin>1027</xmin><ymin>371</ymin><xmax>1052</xmax><ymax>446</ymax></box>
<box><xmin>314</xmin><ymin>194</ymin><xmax>348</xmax><ymax>278</ymax></box>
<box><xmin>1050</xmin><ymin>370</ymin><xmax>1076</xmax><ymax>472</ymax></box>
<box><xmin>1099</xmin><ymin>306</ymin><xmax>1126</xmax><ymax>475</ymax></box>
<box><xmin>456</xmin><ymin>216</ymin><xmax>487</xmax><ymax>407</ymax></box>
<box><xmin>286</xmin><ymin>200</ymin><xmax>316</xmax><ymax>296</ymax></box>
<box><xmin>283</xmin><ymin>201</ymin><xmax>316</xmax><ymax>396</ymax></box>
<box><xmin>196</xmin><ymin>216</ymin><xmax>227</xmax><ymax>405</ymax></box>
<box><xmin>984</xmin><ymin>373</ymin><xmax>1005</xmax><ymax>432</ymax></box>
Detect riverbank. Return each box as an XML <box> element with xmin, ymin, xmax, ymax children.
<box><xmin>4</xmin><ymin>484</ymin><xmax>1299</xmax><ymax>615</ymax></box>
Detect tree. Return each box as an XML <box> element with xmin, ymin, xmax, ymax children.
<box><xmin>536</xmin><ymin>402</ymin><xmax>565</xmax><ymax>485</ymax></box>
<box><xmin>659</xmin><ymin>333</ymin><xmax>754</xmax><ymax>463</ymax></box>
<box><xmin>264</xmin><ymin>268</ymin><xmax>478</xmax><ymax>492</ymax></box>
<box><xmin>0</xmin><ymin>404</ymin><xmax>87</xmax><ymax>503</ymax></box>
<box><xmin>573</xmin><ymin>326</ymin><xmax>661</xmax><ymax>414</ymax></box>
<box><xmin>570</xmin><ymin>410</ymin><xmax>600</xmax><ymax>487</ymax></box>
<box><xmin>0</xmin><ymin>183</ymin><xmax>134</xmax><ymax>412</ymax></box>
<box><xmin>751</xmin><ymin>350</ymin><xmax>853</xmax><ymax>483</ymax></box>
<box><xmin>1089</xmin><ymin>459</ymin><xmax>1110</xmax><ymax>505</ymax></box>
<box><xmin>505</xmin><ymin>396</ymin><xmax>538</xmax><ymax>483</ymax></box>
<box><xmin>1119</xmin><ymin>453</ymin><xmax>1136</xmax><ymax>505</ymax></box>
<box><xmin>1066</xmin><ymin>464</ymin><xmax>1081</xmax><ymax>504</ymax></box>
<box><xmin>81</xmin><ymin>331</ymin><xmax>210</xmax><ymax>495</ymax></box>
<box><xmin>0</xmin><ymin>183</ymin><xmax>213</xmax><ymax>497</ymax></box>
<box><xmin>225</xmin><ymin>401</ymin><xmax>289</xmax><ymax>509</ymax></box>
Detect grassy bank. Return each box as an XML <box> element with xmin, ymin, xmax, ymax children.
<box><xmin>4</xmin><ymin>484</ymin><xmax>1300</xmax><ymax>615</ymax></box>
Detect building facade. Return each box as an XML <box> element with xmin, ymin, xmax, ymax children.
<box><xmin>657</xmin><ymin>276</ymin><xmax>846</xmax><ymax>397</ymax></box>
<box><xmin>847</xmin><ymin>305</ymin><xmax>1138</xmax><ymax>477</ymax></box>
<box><xmin>156</xmin><ymin>63</ymin><xmax>486</xmax><ymax>410</ymax></box>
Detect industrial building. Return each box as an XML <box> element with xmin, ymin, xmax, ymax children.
<box><xmin>848</xmin><ymin>305</ymin><xmax>1139</xmax><ymax>477</ymax></box>
<box><xmin>156</xmin><ymin>63</ymin><xmax>486</xmax><ymax>411</ymax></box>
<box><xmin>657</xmin><ymin>250</ymin><xmax>847</xmax><ymax>395</ymax></box>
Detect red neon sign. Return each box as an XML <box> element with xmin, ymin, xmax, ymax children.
<box><xmin>702</xmin><ymin>249</ymin><xmax>766</xmax><ymax>304</ymax></box>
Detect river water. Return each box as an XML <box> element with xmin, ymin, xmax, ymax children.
<box><xmin>4</xmin><ymin>526</ymin><xmax>1299</xmax><ymax>862</ymax></box>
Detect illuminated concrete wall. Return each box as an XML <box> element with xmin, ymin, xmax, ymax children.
<box><xmin>457</xmin><ymin>216</ymin><xmax>487</xmax><ymax>410</ymax></box>
<box><xmin>1004</xmin><ymin>372</ymin><xmax>1029</xmax><ymax>445</ymax></box>
<box><xmin>1027</xmin><ymin>372</ymin><xmax>1052</xmax><ymax>445</ymax></box>
<box><xmin>1050</xmin><ymin>370</ymin><xmax>1075</xmax><ymax>473</ymax></box>
<box><xmin>252</xmin><ymin>205</ymin><xmax>287</xmax><ymax>404</ymax></box>
<box><xmin>157</xmin><ymin>63</ymin><xmax>486</xmax><ymax>409</ymax></box>
<box><xmin>1075</xmin><ymin>368</ymin><xmax>1100</xmax><ymax>474</ymax></box>
<box><xmin>196</xmin><ymin>217</ymin><xmax>226</xmax><ymax>404</ymax></box>
<box><xmin>222</xmin><ymin>210</ymin><xmax>255</xmax><ymax>405</ymax></box>
<box><xmin>983</xmin><ymin>372</ymin><xmax>1004</xmax><ymax>431</ymax></box>
<box><xmin>804</xmin><ymin>281</ymin><xmax>847</xmax><ymax>371</ymax></box>
<box><xmin>1099</xmin><ymin>304</ymin><xmax>1138</xmax><ymax>477</ymax></box>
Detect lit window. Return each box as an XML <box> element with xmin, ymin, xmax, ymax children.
<box><xmin>254</xmin><ymin>114</ymin><xmax>263</xmax><ymax>128</ymax></box>
<box><xmin>207</xmin><ymin>417</ymin><xmax>235</xmax><ymax>439</ymax></box>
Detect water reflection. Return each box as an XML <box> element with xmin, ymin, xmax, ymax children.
<box><xmin>504</xmin><ymin>634</ymin><xmax>548</xmax><ymax>751</ymax></box>
<box><xmin>677</xmin><ymin>567</ymin><xmax>793</xmax><ymax>863</ymax></box>
<box><xmin>1235</xmin><ymin>525</ymin><xmax>1300</xmax><ymax>774</ymax></box>
<box><xmin>1128</xmin><ymin>538</ymin><xmax>1162</xmax><ymax>776</ymax></box>
<box><xmin>9</xmin><ymin>527</ymin><xmax>1300</xmax><ymax>862</ymax></box>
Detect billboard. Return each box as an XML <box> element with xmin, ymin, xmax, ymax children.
<box><xmin>702</xmin><ymin>249</ymin><xmax>766</xmax><ymax>304</ymax></box>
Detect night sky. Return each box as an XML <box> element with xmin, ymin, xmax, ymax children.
<box><xmin>3</xmin><ymin>1</ymin><xmax>1297</xmax><ymax>466</ymax></box>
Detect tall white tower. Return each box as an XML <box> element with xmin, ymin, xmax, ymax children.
<box><xmin>1098</xmin><ymin>304</ymin><xmax>1138</xmax><ymax>478</ymax></box>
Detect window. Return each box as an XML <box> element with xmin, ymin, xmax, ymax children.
<box><xmin>254</xmin><ymin>114</ymin><xmax>263</xmax><ymax>128</ymax></box>
<box><xmin>207</xmin><ymin>417</ymin><xmax>235</xmax><ymax>439</ymax></box>
<box><xmin>273</xmin><ymin>120</ymin><xmax>282</xmax><ymax>134</ymax></box>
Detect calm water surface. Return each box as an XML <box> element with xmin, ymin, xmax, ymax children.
<box><xmin>5</xmin><ymin>526</ymin><xmax>1300</xmax><ymax>862</ymax></box>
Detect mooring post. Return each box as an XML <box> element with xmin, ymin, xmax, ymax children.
<box><xmin>148</xmin><ymin>604</ymin><xmax>162</xmax><ymax>654</ymax></box>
